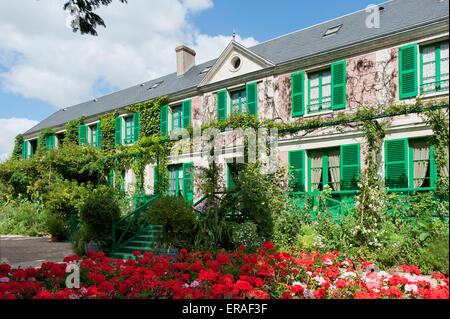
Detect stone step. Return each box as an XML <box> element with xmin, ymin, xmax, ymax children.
<box><xmin>111</xmin><ymin>252</ymin><xmax>134</xmax><ymax>260</ymax></box>
<box><xmin>120</xmin><ymin>245</ymin><xmax>154</xmax><ymax>254</ymax></box>
<box><xmin>127</xmin><ymin>240</ymin><xmax>157</xmax><ymax>248</ymax></box>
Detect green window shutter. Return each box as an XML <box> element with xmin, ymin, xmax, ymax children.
<box><xmin>399</xmin><ymin>44</ymin><xmax>418</xmax><ymax>99</ymax></box>
<box><xmin>96</xmin><ymin>122</ymin><xmax>102</xmax><ymax>147</ymax></box>
<box><xmin>133</xmin><ymin>112</ymin><xmax>140</xmax><ymax>143</ymax></box>
<box><xmin>182</xmin><ymin>163</ymin><xmax>194</xmax><ymax>203</ymax></box>
<box><xmin>217</xmin><ymin>90</ymin><xmax>227</xmax><ymax>122</ymax></box>
<box><xmin>46</xmin><ymin>134</ymin><xmax>55</xmax><ymax>150</ymax></box>
<box><xmin>154</xmin><ymin>166</ymin><xmax>159</xmax><ymax>194</ymax></box>
<box><xmin>331</xmin><ymin>60</ymin><xmax>346</xmax><ymax>110</ymax></box>
<box><xmin>246</xmin><ymin>82</ymin><xmax>258</xmax><ymax>116</ymax></box>
<box><xmin>37</xmin><ymin>137</ymin><xmax>40</xmax><ymax>149</ymax></box>
<box><xmin>289</xmin><ymin>150</ymin><xmax>305</xmax><ymax>192</ymax></box>
<box><xmin>22</xmin><ymin>141</ymin><xmax>28</xmax><ymax>159</ymax></box>
<box><xmin>385</xmin><ymin>138</ymin><xmax>408</xmax><ymax>189</ymax></box>
<box><xmin>182</xmin><ymin>100</ymin><xmax>192</xmax><ymax>128</ymax></box>
<box><xmin>79</xmin><ymin>125</ymin><xmax>88</xmax><ymax>145</ymax></box>
<box><xmin>430</xmin><ymin>145</ymin><xmax>437</xmax><ymax>188</ymax></box>
<box><xmin>340</xmin><ymin>144</ymin><xmax>360</xmax><ymax>191</ymax></box>
<box><xmin>291</xmin><ymin>71</ymin><xmax>305</xmax><ymax>117</ymax></box>
<box><xmin>160</xmin><ymin>105</ymin><xmax>168</xmax><ymax>136</ymax></box>
<box><xmin>227</xmin><ymin>165</ymin><xmax>236</xmax><ymax>190</ymax></box>
<box><xmin>29</xmin><ymin>141</ymin><xmax>33</xmax><ymax>158</ymax></box>
<box><xmin>115</xmin><ymin>117</ymin><xmax>122</xmax><ymax>146</ymax></box>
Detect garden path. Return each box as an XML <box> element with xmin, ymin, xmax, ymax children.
<box><xmin>0</xmin><ymin>235</ymin><xmax>74</xmax><ymax>268</ymax></box>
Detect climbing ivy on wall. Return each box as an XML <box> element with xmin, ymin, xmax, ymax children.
<box><xmin>64</xmin><ymin>116</ymin><xmax>86</xmax><ymax>145</ymax></box>
<box><xmin>422</xmin><ymin>108</ymin><xmax>450</xmax><ymax>190</ymax></box>
<box><xmin>99</xmin><ymin>111</ymin><xmax>119</xmax><ymax>155</ymax></box>
<box><xmin>126</xmin><ymin>96</ymin><xmax>169</xmax><ymax>138</ymax></box>
<box><xmin>11</xmin><ymin>134</ymin><xmax>24</xmax><ymax>160</ymax></box>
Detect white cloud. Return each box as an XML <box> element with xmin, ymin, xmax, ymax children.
<box><xmin>0</xmin><ymin>118</ymin><xmax>39</xmax><ymax>162</ymax></box>
<box><xmin>0</xmin><ymin>0</ymin><xmax>258</xmax><ymax>108</ymax></box>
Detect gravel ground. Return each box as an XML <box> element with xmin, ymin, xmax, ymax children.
<box><xmin>0</xmin><ymin>235</ymin><xmax>74</xmax><ymax>268</ymax></box>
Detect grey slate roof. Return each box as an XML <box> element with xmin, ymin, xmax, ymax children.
<box><xmin>24</xmin><ymin>0</ymin><xmax>449</xmax><ymax>136</ymax></box>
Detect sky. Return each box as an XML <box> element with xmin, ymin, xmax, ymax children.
<box><xmin>0</xmin><ymin>0</ymin><xmax>385</xmax><ymax>161</ymax></box>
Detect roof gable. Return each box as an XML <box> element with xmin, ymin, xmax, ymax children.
<box><xmin>199</xmin><ymin>41</ymin><xmax>274</xmax><ymax>87</ymax></box>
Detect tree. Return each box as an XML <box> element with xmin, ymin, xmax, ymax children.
<box><xmin>11</xmin><ymin>134</ymin><xmax>24</xmax><ymax>160</ymax></box>
<box><xmin>63</xmin><ymin>0</ymin><xmax>127</xmax><ymax>36</ymax></box>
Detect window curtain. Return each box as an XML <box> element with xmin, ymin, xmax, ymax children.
<box><xmin>169</xmin><ymin>168</ymin><xmax>176</xmax><ymax>196</ymax></box>
<box><xmin>310</xmin><ymin>153</ymin><xmax>323</xmax><ymax>191</ymax></box>
<box><xmin>422</xmin><ymin>46</ymin><xmax>436</xmax><ymax>92</ymax></box>
<box><xmin>178</xmin><ymin>169</ymin><xmax>183</xmax><ymax>197</ymax></box>
<box><xmin>413</xmin><ymin>142</ymin><xmax>430</xmax><ymax>188</ymax></box>
<box><xmin>321</xmin><ymin>71</ymin><xmax>332</xmax><ymax>109</ymax></box>
<box><xmin>328</xmin><ymin>150</ymin><xmax>341</xmax><ymax>191</ymax></box>
<box><xmin>309</xmin><ymin>74</ymin><xmax>320</xmax><ymax>112</ymax></box>
<box><xmin>440</xmin><ymin>42</ymin><xmax>449</xmax><ymax>90</ymax></box>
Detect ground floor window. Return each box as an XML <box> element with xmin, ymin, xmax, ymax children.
<box><xmin>168</xmin><ymin>164</ymin><xmax>183</xmax><ymax>197</ymax></box>
<box><xmin>309</xmin><ymin>148</ymin><xmax>341</xmax><ymax>191</ymax></box>
<box><xmin>385</xmin><ymin>138</ymin><xmax>437</xmax><ymax>190</ymax></box>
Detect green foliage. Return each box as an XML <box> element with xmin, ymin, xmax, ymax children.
<box><xmin>193</xmin><ymin>209</ymin><xmax>234</xmax><ymax>252</ymax></box>
<box><xmin>230</xmin><ymin>221</ymin><xmax>263</xmax><ymax>252</ymax></box>
<box><xmin>64</xmin><ymin>116</ymin><xmax>86</xmax><ymax>145</ymax></box>
<box><xmin>146</xmin><ymin>195</ymin><xmax>196</xmax><ymax>249</ymax></box>
<box><xmin>422</xmin><ymin>108</ymin><xmax>449</xmax><ymax>190</ymax></box>
<box><xmin>126</xmin><ymin>97</ymin><xmax>169</xmax><ymax>138</ymax></box>
<box><xmin>0</xmin><ymin>199</ymin><xmax>48</xmax><ymax>236</ymax></box>
<box><xmin>77</xmin><ymin>186</ymin><xmax>121</xmax><ymax>255</ymax></box>
<box><xmin>418</xmin><ymin>232</ymin><xmax>449</xmax><ymax>275</ymax></box>
<box><xmin>11</xmin><ymin>134</ymin><xmax>24</xmax><ymax>160</ymax></box>
<box><xmin>273</xmin><ymin>204</ymin><xmax>310</xmax><ymax>248</ymax></box>
<box><xmin>63</xmin><ymin>0</ymin><xmax>128</xmax><ymax>36</ymax></box>
<box><xmin>220</xmin><ymin>163</ymin><xmax>290</xmax><ymax>241</ymax></box>
<box><xmin>99</xmin><ymin>111</ymin><xmax>119</xmax><ymax>155</ymax></box>
<box><xmin>44</xmin><ymin>179</ymin><xmax>93</xmax><ymax>218</ymax></box>
<box><xmin>45</xmin><ymin>212</ymin><xmax>70</xmax><ymax>240</ymax></box>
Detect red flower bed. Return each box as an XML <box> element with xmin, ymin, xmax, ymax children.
<box><xmin>0</xmin><ymin>243</ymin><xmax>448</xmax><ymax>299</ymax></box>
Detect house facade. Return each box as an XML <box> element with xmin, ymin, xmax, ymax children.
<box><xmin>21</xmin><ymin>0</ymin><xmax>449</xmax><ymax>204</ymax></box>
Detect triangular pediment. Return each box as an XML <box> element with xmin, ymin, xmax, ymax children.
<box><xmin>199</xmin><ymin>41</ymin><xmax>274</xmax><ymax>87</ymax></box>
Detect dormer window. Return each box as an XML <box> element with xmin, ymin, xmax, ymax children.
<box><xmin>323</xmin><ymin>24</ymin><xmax>342</xmax><ymax>37</ymax></box>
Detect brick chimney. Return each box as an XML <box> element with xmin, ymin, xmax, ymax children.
<box><xmin>176</xmin><ymin>45</ymin><xmax>196</xmax><ymax>76</ymax></box>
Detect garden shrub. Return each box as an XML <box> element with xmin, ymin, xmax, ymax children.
<box><xmin>75</xmin><ymin>186</ymin><xmax>121</xmax><ymax>255</ymax></box>
<box><xmin>230</xmin><ymin>221</ymin><xmax>263</xmax><ymax>252</ymax></box>
<box><xmin>146</xmin><ymin>195</ymin><xmax>196</xmax><ymax>249</ymax></box>
<box><xmin>0</xmin><ymin>200</ymin><xmax>48</xmax><ymax>236</ymax></box>
<box><xmin>193</xmin><ymin>209</ymin><xmax>234</xmax><ymax>252</ymax></box>
<box><xmin>45</xmin><ymin>212</ymin><xmax>70</xmax><ymax>240</ymax></box>
<box><xmin>418</xmin><ymin>232</ymin><xmax>449</xmax><ymax>275</ymax></box>
<box><xmin>220</xmin><ymin>163</ymin><xmax>291</xmax><ymax>241</ymax></box>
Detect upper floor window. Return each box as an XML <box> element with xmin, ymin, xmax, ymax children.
<box><xmin>230</xmin><ymin>89</ymin><xmax>247</xmax><ymax>114</ymax></box>
<box><xmin>115</xmin><ymin>113</ymin><xmax>140</xmax><ymax>146</ymax></box>
<box><xmin>420</xmin><ymin>41</ymin><xmax>449</xmax><ymax>95</ymax></box>
<box><xmin>291</xmin><ymin>60</ymin><xmax>346</xmax><ymax>118</ymax></box>
<box><xmin>123</xmin><ymin>116</ymin><xmax>134</xmax><ymax>145</ymax></box>
<box><xmin>79</xmin><ymin>122</ymin><xmax>102</xmax><ymax>147</ymax></box>
<box><xmin>308</xmin><ymin>69</ymin><xmax>332</xmax><ymax>114</ymax></box>
<box><xmin>217</xmin><ymin>82</ymin><xmax>257</xmax><ymax>122</ymax></box>
<box><xmin>160</xmin><ymin>100</ymin><xmax>191</xmax><ymax>136</ymax></box>
<box><xmin>171</xmin><ymin>105</ymin><xmax>182</xmax><ymax>132</ymax></box>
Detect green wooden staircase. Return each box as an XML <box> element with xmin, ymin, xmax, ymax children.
<box><xmin>111</xmin><ymin>224</ymin><xmax>162</xmax><ymax>260</ymax></box>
